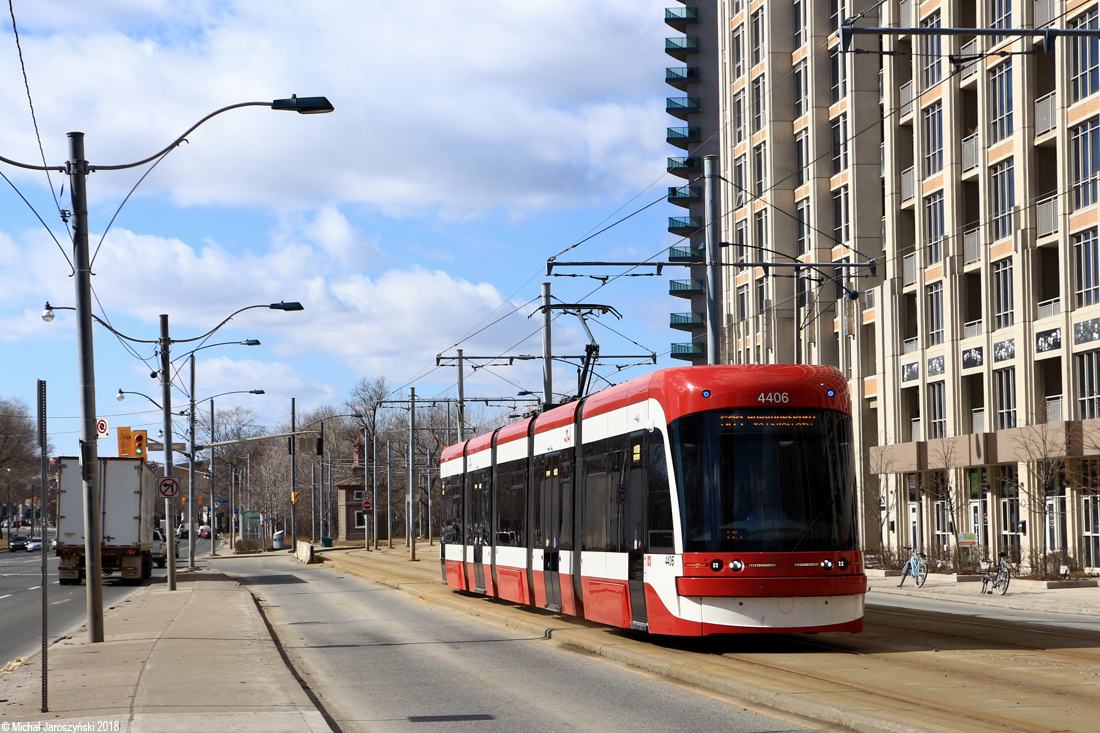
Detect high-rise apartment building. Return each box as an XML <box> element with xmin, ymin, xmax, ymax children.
<box><xmin>665</xmin><ymin>0</ymin><xmax>1100</xmax><ymax>574</ymax></box>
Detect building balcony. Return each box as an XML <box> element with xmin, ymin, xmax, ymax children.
<box><xmin>668</xmin><ymin>216</ymin><xmax>703</xmax><ymax>234</ymax></box>
<box><xmin>1036</xmin><ymin>92</ymin><xmax>1057</xmax><ymax>138</ymax></box>
<box><xmin>960</xmin><ymin>39</ymin><xmax>980</xmax><ymax>83</ymax></box>
<box><xmin>668</xmin><ymin>185</ymin><xmax>702</xmax><ymax>206</ymax></box>
<box><xmin>903</xmin><ymin>252</ymin><xmax>917</xmax><ymax>286</ymax></box>
<box><xmin>666</xmin><ymin>96</ymin><xmax>701</xmax><ymax>119</ymax></box>
<box><xmin>1038</xmin><ymin>297</ymin><xmax>1061</xmax><ymax>320</ymax></box>
<box><xmin>903</xmin><ymin>336</ymin><xmax>920</xmax><ymax>354</ymax></box>
<box><xmin>972</xmin><ymin>408</ymin><xmax>986</xmax><ymax>434</ymax></box>
<box><xmin>670</xmin><ymin>311</ymin><xmax>705</xmax><ymax>331</ymax></box>
<box><xmin>667</xmin><ymin>156</ymin><xmax>701</xmax><ymax>176</ymax></box>
<box><xmin>899</xmin><ymin>80</ymin><xmax>914</xmax><ymax>121</ymax></box>
<box><xmin>962</xmin><ymin>133</ymin><xmax>981</xmax><ymax>173</ymax></box>
<box><xmin>1046</xmin><ymin>395</ymin><xmax>1063</xmax><ymax>424</ymax></box>
<box><xmin>964</xmin><ymin>227</ymin><xmax>981</xmax><ymax>264</ymax></box>
<box><xmin>901</xmin><ymin>166</ymin><xmax>915</xmax><ymax>203</ymax></box>
<box><xmin>664</xmin><ymin>6</ymin><xmax>699</xmax><ymax>30</ymax></box>
<box><xmin>669</xmin><ymin>278</ymin><xmax>704</xmax><ymax>298</ymax></box>
<box><xmin>669</xmin><ymin>244</ymin><xmax>704</xmax><ymax>262</ymax></box>
<box><xmin>671</xmin><ymin>341</ymin><xmax>705</xmax><ymax>360</ymax></box>
<box><xmin>1037</xmin><ymin>194</ymin><xmax>1059</xmax><ymax>237</ymax></box>
<box><xmin>899</xmin><ymin>0</ymin><xmax>913</xmax><ymax>31</ymax></box>
<box><xmin>665</xmin><ymin>37</ymin><xmax>700</xmax><ymax>61</ymax></box>
<box><xmin>1035</xmin><ymin>0</ymin><xmax>1056</xmax><ymax>28</ymax></box>
<box><xmin>665</xmin><ymin>66</ymin><xmax>700</xmax><ymax>90</ymax></box>
<box><xmin>666</xmin><ymin>127</ymin><xmax>701</xmax><ymax>148</ymax></box>
<box><xmin>963</xmin><ymin>319</ymin><xmax>983</xmax><ymax>339</ymax></box>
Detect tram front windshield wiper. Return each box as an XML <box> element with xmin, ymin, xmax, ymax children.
<box><xmin>790</xmin><ymin>498</ymin><xmax>833</xmax><ymax>553</ymax></box>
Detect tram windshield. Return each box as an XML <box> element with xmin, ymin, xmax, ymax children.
<box><xmin>670</xmin><ymin>408</ymin><xmax>858</xmax><ymax>553</ymax></box>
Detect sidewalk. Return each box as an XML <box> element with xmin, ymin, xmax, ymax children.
<box><xmin>0</xmin><ymin>568</ymin><xmax>331</xmax><ymax>732</ymax></box>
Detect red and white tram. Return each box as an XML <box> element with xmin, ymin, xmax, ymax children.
<box><xmin>439</xmin><ymin>365</ymin><xmax>866</xmax><ymax>636</ymax></box>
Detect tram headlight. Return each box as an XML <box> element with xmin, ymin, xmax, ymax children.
<box><xmin>837</xmin><ymin>557</ymin><xmax>849</xmax><ymax>570</ymax></box>
<box><xmin>710</xmin><ymin>559</ymin><xmax>723</xmax><ymax>572</ymax></box>
<box><xmin>729</xmin><ymin>559</ymin><xmax>744</xmax><ymax>572</ymax></box>
<box><xmin>821</xmin><ymin>559</ymin><xmax>835</xmax><ymax>570</ymax></box>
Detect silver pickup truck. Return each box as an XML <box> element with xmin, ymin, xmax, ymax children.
<box><xmin>151</xmin><ymin>528</ymin><xmax>178</xmax><ymax>568</ymax></box>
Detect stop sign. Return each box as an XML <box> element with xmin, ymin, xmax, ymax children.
<box><xmin>362</xmin><ymin>497</ymin><xmax>372</xmax><ymax>511</ymax></box>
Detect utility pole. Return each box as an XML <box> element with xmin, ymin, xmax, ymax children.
<box><xmin>69</xmin><ymin>133</ymin><xmax>105</xmax><ymax>642</ymax></box>
<box><xmin>290</xmin><ymin>398</ymin><xmax>297</xmax><ymax>553</ymax></box>
<box><xmin>209</xmin><ymin>399</ymin><xmax>216</xmax><ymax>556</ymax></box>
<box><xmin>704</xmin><ymin>155</ymin><xmax>722</xmax><ymax>365</ymax></box>
<box><xmin>456</xmin><ymin>349</ymin><xmax>465</xmax><ymax>442</ymax></box>
<box><xmin>372</xmin><ymin>429</ymin><xmax>379</xmax><ymax>550</ymax></box>
<box><xmin>159</xmin><ymin>316</ymin><xmax>176</xmax><ymax>591</ymax></box>
<box><xmin>542</xmin><ymin>282</ymin><xmax>553</xmax><ymax>411</ymax></box>
<box><xmin>409</xmin><ymin>388</ymin><xmax>417</xmax><ymax>561</ymax></box>
<box><xmin>188</xmin><ymin>355</ymin><xmax>197</xmax><ymax>568</ymax></box>
<box><xmin>387</xmin><ymin>441</ymin><xmax>392</xmax><ymax>549</ymax></box>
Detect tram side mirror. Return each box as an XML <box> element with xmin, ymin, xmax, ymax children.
<box><xmin>1017</xmin><ymin>521</ymin><xmax>1026</xmax><ymax>534</ymax></box>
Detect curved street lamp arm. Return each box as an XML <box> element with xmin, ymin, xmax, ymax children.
<box><xmin>174</xmin><ymin>302</ymin><xmax>301</xmax><ymax>343</ymax></box>
<box><xmin>45</xmin><ymin>304</ymin><xmax>159</xmax><ymax>343</ymax></box>
<box><xmin>0</xmin><ymin>152</ymin><xmax>63</xmax><ymax>172</ymax></box>
<box><xmin>94</xmin><ymin>102</ymin><xmax>271</xmax><ymax>171</ymax></box>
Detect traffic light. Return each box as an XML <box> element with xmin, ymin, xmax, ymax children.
<box><xmin>118</xmin><ymin>426</ymin><xmax>133</xmax><ymax>457</ymax></box>
<box><xmin>291</xmin><ymin>491</ymin><xmax>300</xmax><ymax>505</ymax></box>
<box><xmin>198</xmin><ymin>496</ymin><xmax>203</xmax><ymax>506</ymax></box>
<box><xmin>132</xmin><ymin>430</ymin><xmax>148</xmax><ymax>460</ymax></box>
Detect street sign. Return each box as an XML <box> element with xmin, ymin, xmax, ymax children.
<box><xmin>362</xmin><ymin>497</ymin><xmax>372</xmax><ymax>511</ymax></box>
<box><xmin>96</xmin><ymin>418</ymin><xmax>110</xmax><ymax>439</ymax></box>
<box><xmin>157</xmin><ymin>476</ymin><xmax>180</xmax><ymax>498</ymax></box>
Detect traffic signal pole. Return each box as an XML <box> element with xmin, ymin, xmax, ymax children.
<box><xmin>160</xmin><ymin>315</ymin><xmax>177</xmax><ymax>591</ymax></box>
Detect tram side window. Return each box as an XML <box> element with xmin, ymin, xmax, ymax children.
<box><xmin>647</xmin><ymin>431</ymin><xmax>675</xmax><ymax>552</ymax></box>
<box><xmin>671</xmin><ymin>414</ymin><xmax>709</xmax><ymax>549</ymax></box>
<box><xmin>467</xmin><ymin>468</ymin><xmax>491</xmax><ymax>545</ymax></box>
<box><xmin>441</xmin><ymin>475</ymin><xmax>463</xmax><ymax>544</ymax></box>
<box><xmin>496</xmin><ymin>458</ymin><xmax>526</xmax><ymax>547</ymax></box>
<box><xmin>559</xmin><ymin>452</ymin><xmax>574</xmax><ymax>551</ymax></box>
<box><xmin>531</xmin><ymin>455</ymin><xmax>544</xmax><ymax>549</ymax></box>
<box><xmin>607</xmin><ymin>448</ymin><xmax>626</xmax><ymax>551</ymax></box>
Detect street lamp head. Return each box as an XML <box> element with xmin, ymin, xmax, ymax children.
<box><xmin>269</xmin><ymin>301</ymin><xmax>304</xmax><ymax>311</ymax></box>
<box><xmin>116</xmin><ymin>389</ymin><xmax>125</xmax><ymax>402</ymax></box>
<box><xmin>249</xmin><ymin>389</ymin><xmax>265</xmax><ymax>395</ymax></box>
<box><xmin>241</xmin><ymin>339</ymin><xmax>261</xmax><ymax>346</ymax></box>
<box><xmin>270</xmin><ymin>95</ymin><xmax>334</xmax><ymax>114</ymax></box>
<box><xmin>42</xmin><ymin>302</ymin><xmax>55</xmax><ymax>323</ymax></box>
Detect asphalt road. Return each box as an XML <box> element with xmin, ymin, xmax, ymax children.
<box><xmin>0</xmin><ymin>548</ymin><xmax>146</xmax><ymax>665</ymax></box>
<box><xmin>217</xmin><ymin>555</ymin><xmax>834</xmax><ymax>733</ymax></box>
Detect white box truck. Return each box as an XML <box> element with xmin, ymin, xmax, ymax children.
<box><xmin>55</xmin><ymin>457</ymin><xmax>156</xmax><ymax>585</ymax></box>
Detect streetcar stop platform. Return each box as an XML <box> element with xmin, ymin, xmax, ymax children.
<box><xmin>0</xmin><ymin>542</ymin><xmax>1096</xmax><ymax>733</ymax></box>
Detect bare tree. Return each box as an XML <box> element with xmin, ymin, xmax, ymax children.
<box><xmin>926</xmin><ymin>437</ymin><xmax>967</xmax><ymax>573</ymax></box>
<box><xmin>865</xmin><ymin>432</ymin><xmax>898</xmax><ymax>561</ymax></box>
<box><xmin>1011</xmin><ymin>414</ymin><xmax>1072</xmax><ymax>577</ymax></box>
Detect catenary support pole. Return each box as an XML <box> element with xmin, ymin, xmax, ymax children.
<box><xmin>704</xmin><ymin>154</ymin><xmax>721</xmax><ymax>365</ymax></box>
<box><xmin>290</xmin><ymin>398</ymin><xmax>296</xmax><ymax>553</ymax></box>
<box><xmin>210</xmin><ymin>399</ymin><xmax>216</xmax><ymax>556</ymax></box>
<box><xmin>38</xmin><ymin>380</ymin><xmax>48</xmax><ymax>712</ymax></box>
<box><xmin>409</xmin><ymin>387</ymin><xmax>417</xmax><ymax>561</ymax></box>
<box><xmin>188</xmin><ymin>355</ymin><xmax>196</xmax><ymax>568</ymax></box>
<box><xmin>387</xmin><ymin>441</ymin><xmax>392</xmax><ymax>549</ymax></box>
<box><xmin>542</xmin><ymin>282</ymin><xmax>553</xmax><ymax>410</ymax></box>
<box><xmin>372</xmin><ymin>429</ymin><xmax>379</xmax><ymax>550</ymax></box>
<box><xmin>457</xmin><ymin>349</ymin><xmax>465</xmax><ymax>442</ymax></box>
<box><xmin>69</xmin><ymin>132</ymin><xmax>105</xmax><ymax>642</ymax></box>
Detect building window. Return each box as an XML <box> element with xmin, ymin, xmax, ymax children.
<box><xmin>923</xmin><ymin>102</ymin><xmax>943</xmax><ymax>175</ymax></box>
<box><xmin>829</xmin><ymin>0</ymin><xmax>847</xmax><ymax>33</ymax></box>
<box><xmin>796</xmin><ymin>198</ymin><xmax>811</xmax><ymax>255</ymax></box>
<box><xmin>830</xmin><ymin>48</ymin><xmax>847</xmax><ymax>103</ymax></box>
<box><xmin>831</xmin><ymin>115</ymin><xmax>848</xmax><ymax>174</ymax></box>
<box><xmin>832</xmin><ymin>186</ymin><xmax>849</xmax><ymax>244</ymax></box>
<box><xmin>933</xmin><ymin>495</ymin><xmax>952</xmax><ymax>547</ymax></box>
<box><xmin>990</xmin><ymin>0</ymin><xmax>1011</xmax><ymax>37</ymax></box>
<box><xmin>733</xmin><ymin>91</ymin><xmax>745</xmax><ymax>145</ymax></box>
<box><xmin>994</xmin><ymin>367</ymin><xmax>1017</xmax><ymax>429</ymax></box>
<box><xmin>794</xmin><ymin>0</ymin><xmax>805</xmax><ymax>48</ymax></box>
<box><xmin>990</xmin><ymin>159</ymin><xmax>1015</xmax><ymax>240</ymax></box>
<box><xmin>1075</xmin><ymin>228</ymin><xmax>1100</xmax><ymax>306</ymax></box>
<box><xmin>1072</xmin><ymin>118</ymin><xmax>1100</xmax><ymax>210</ymax></box>
<box><xmin>989</xmin><ymin>62</ymin><xmax>1013</xmax><ymax>143</ymax></box>
<box><xmin>756</xmin><ymin>276</ymin><xmax>766</xmax><ymax>314</ymax></box>
<box><xmin>1071</xmin><ymin>10</ymin><xmax>1100</xmax><ymax>103</ymax></box>
<box><xmin>734</xmin><ymin>155</ymin><xmax>747</xmax><ymax>206</ymax></box>
<box><xmin>754</xmin><ymin>209</ymin><xmax>768</xmax><ymax>254</ymax></box>
<box><xmin>735</xmin><ymin>219</ymin><xmax>748</xmax><ymax>262</ymax></box>
<box><xmin>794</xmin><ymin>61</ymin><xmax>808</xmax><ymax>118</ymax></box>
<box><xmin>992</xmin><ymin>258</ymin><xmax>1014</xmax><ymax>329</ymax></box>
<box><xmin>737</xmin><ymin>284</ymin><xmax>749</xmax><ymax>321</ymax></box>
<box><xmin>927</xmin><ymin>282</ymin><xmax>944</xmax><ymax>346</ymax></box>
<box><xmin>354</xmin><ymin>511</ymin><xmax>366</xmax><ymax>528</ymax></box>
<box><xmin>795</xmin><ymin>131</ymin><xmax>808</xmax><ymax>187</ymax></box>
<box><xmin>921</xmin><ymin>12</ymin><xmax>942</xmax><ymax>89</ymax></box>
<box><xmin>750</xmin><ymin>9</ymin><xmax>764</xmax><ymax>66</ymax></box>
<box><xmin>753</xmin><ymin>142</ymin><xmax>767</xmax><ymax>195</ymax></box>
<box><xmin>733</xmin><ymin>27</ymin><xmax>744</xmax><ymax>79</ymax></box>
<box><xmin>925</xmin><ymin>192</ymin><xmax>944</xmax><ymax>265</ymax></box>
<box><xmin>1078</xmin><ymin>349</ymin><xmax>1100</xmax><ymax>419</ymax></box>
<box><xmin>752</xmin><ymin>76</ymin><xmax>766</xmax><ymax>132</ymax></box>
<box><xmin>928</xmin><ymin>381</ymin><xmax>946</xmax><ymax>439</ymax></box>
<box><xmin>1085</xmin><ymin>494</ymin><xmax>1100</xmax><ymax>570</ymax></box>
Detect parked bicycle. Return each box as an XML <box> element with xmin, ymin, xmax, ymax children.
<box><xmin>897</xmin><ymin>547</ymin><xmax>928</xmax><ymax>587</ymax></box>
<box><xmin>980</xmin><ymin>552</ymin><xmax>1011</xmax><ymax>595</ymax></box>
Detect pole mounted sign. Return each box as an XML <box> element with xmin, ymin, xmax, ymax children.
<box><xmin>157</xmin><ymin>476</ymin><xmax>180</xmax><ymax>499</ymax></box>
<box><xmin>362</xmin><ymin>497</ymin><xmax>372</xmax><ymax>511</ymax></box>
<box><xmin>96</xmin><ymin>418</ymin><xmax>109</xmax><ymax>439</ymax></box>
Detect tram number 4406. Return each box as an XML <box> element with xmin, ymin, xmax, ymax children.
<box><xmin>758</xmin><ymin>392</ymin><xmax>789</xmax><ymax>404</ymax></box>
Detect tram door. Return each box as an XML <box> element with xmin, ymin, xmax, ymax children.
<box><xmin>469</xmin><ymin>474</ymin><xmax>490</xmax><ymax>593</ymax></box>
<box><xmin>625</xmin><ymin>432</ymin><xmax>648</xmax><ymax>629</ymax></box>
<box><xmin>539</xmin><ymin>452</ymin><xmax>563</xmax><ymax>612</ymax></box>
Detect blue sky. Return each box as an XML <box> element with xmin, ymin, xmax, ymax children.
<box><xmin>0</xmin><ymin>0</ymin><xmax>683</xmax><ymax>456</ymax></box>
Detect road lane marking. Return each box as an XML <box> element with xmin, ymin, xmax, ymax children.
<box><xmin>0</xmin><ymin>594</ymin><xmax>10</xmax><ymax>600</ymax></box>
<box><xmin>27</xmin><ymin>586</ymin><xmax>41</xmax><ymax>591</ymax></box>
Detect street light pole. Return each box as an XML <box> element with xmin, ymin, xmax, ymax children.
<box><xmin>290</xmin><ymin>398</ymin><xmax>297</xmax><ymax>553</ymax></box>
<box><xmin>210</xmin><ymin>398</ymin><xmax>216</xmax><ymax>556</ymax></box>
<box><xmin>188</xmin><ymin>354</ymin><xmax>197</xmax><ymax>567</ymax></box>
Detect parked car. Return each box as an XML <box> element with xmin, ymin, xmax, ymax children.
<box><xmin>9</xmin><ymin>535</ymin><xmax>29</xmax><ymax>552</ymax></box>
<box><xmin>26</xmin><ymin>538</ymin><xmax>42</xmax><ymax>552</ymax></box>
<box><xmin>199</xmin><ymin>525</ymin><xmax>211</xmax><ymax>540</ymax></box>
<box><xmin>176</xmin><ymin>524</ymin><xmax>189</xmax><ymax>540</ymax></box>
